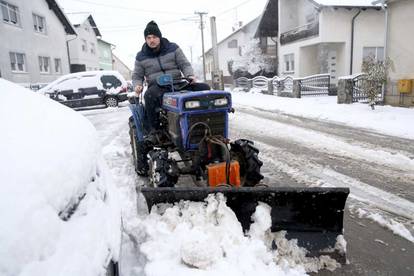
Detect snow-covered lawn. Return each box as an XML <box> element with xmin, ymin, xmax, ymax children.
<box><xmin>0</xmin><ymin>79</ymin><xmax>121</xmax><ymax>276</ymax></box>
<box><xmin>231</xmin><ymin>89</ymin><xmax>414</xmax><ymax>139</ymax></box>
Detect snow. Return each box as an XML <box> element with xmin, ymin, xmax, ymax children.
<box><xmin>0</xmin><ymin>79</ymin><xmax>121</xmax><ymax>275</ymax></box>
<box><xmin>231</xmin><ymin>90</ymin><xmax>414</xmax><ymax>139</ymax></box>
<box><xmin>38</xmin><ymin>70</ymin><xmax>127</xmax><ymax>95</ymax></box>
<box><xmin>355</xmin><ymin>208</ymin><xmax>414</xmax><ymax>243</ymax></box>
<box><xmin>135</xmin><ymin>194</ymin><xmax>338</xmax><ymax>276</ymax></box>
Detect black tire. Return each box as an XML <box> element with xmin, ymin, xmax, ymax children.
<box><xmin>148</xmin><ymin>149</ymin><xmax>178</xmax><ymax>187</ymax></box>
<box><xmin>105</xmin><ymin>95</ymin><xmax>118</xmax><ymax>107</ymax></box>
<box><xmin>230</xmin><ymin>139</ymin><xmax>263</xmax><ymax>187</ymax></box>
<box><xmin>105</xmin><ymin>260</ymin><xmax>119</xmax><ymax>276</ymax></box>
<box><xmin>129</xmin><ymin>117</ymin><xmax>149</xmax><ymax>176</ymax></box>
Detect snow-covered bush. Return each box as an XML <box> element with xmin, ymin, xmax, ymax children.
<box><xmin>228</xmin><ymin>39</ymin><xmax>275</xmax><ymax>78</ymax></box>
<box><xmin>361</xmin><ymin>56</ymin><xmax>393</xmax><ymax>109</ymax></box>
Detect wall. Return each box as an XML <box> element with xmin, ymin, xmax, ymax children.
<box><xmin>385</xmin><ymin>0</ymin><xmax>414</xmax><ymax>106</ymax></box>
<box><xmin>320</xmin><ymin>8</ymin><xmax>385</xmax><ymax>75</ymax></box>
<box><xmin>0</xmin><ymin>0</ymin><xmax>70</xmax><ymax>83</ymax></box>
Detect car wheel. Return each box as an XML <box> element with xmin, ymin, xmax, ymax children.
<box><xmin>105</xmin><ymin>96</ymin><xmax>118</xmax><ymax>107</ymax></box>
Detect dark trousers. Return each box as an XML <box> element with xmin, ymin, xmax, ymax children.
<box><xmin>144</xmin><ymin>82</ymin><xmax>211</xmax><ymax>130</ymax></box>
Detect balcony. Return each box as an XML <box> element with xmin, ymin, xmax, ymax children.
<box><xmin>280</xmin><ymin>21</ymin><xmax>319</xmax><ymax>45</ymax></box>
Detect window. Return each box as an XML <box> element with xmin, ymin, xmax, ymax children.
<box><xmin>39</xmin><ymin>56</ymin><xmax>50</xmax><ymax>73</ymax></box>
<box><xmin>33</xmin><ymin>14</ymin><xmax>46</xmax><ymax>33</ymax></box>
<box><xmin>9</xmin><ymin>52</ymin><xmax>26</xmax><ymax>72</ymax></box>
<box><xmin>1</xmin><ymin>1</ymin><xmax>20</xmax><ymax>26</ymax></box>
<box><xmin>227</xmin><ymin>39</ymin><xmax>238</xmax><ymax>49</ymax></box>
<box><xmin>90</xmin><ymin>42</ymin><xmax>95</xmax><ymax>54</ymax></box>
<box><xmin>284</xmin><ymin>54</ymin><xmax>295</xmax><ymax>72</ymax></box>
<box><xmin>363</xmin><ymin>47</ymin><xmax>384</xmax><ymax>62</ymax></box>
<box><xmin>54</xmin><ymin>58</ymin><xmax>62</xmax><ymax>73</ymax></box>
<box><xmin>81</xmin><ymin>39</ymin><xmax>87</xmax><ymax>52</ymax></box>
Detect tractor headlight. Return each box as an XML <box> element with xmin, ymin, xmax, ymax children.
<box><xmin>185</xmin><ymin>100</ymin><xmax>201</xmax><ymax>109</ymax></box>
<box><xmin>214</xmin><ymin>98</ymin><xmax>228</xmax><ymax>106</ymax></box>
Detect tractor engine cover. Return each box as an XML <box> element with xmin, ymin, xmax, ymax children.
<box><xmin>162</xmin><ymin>90</ymin><xmax>233</xmax><ymax>151</ymax></box>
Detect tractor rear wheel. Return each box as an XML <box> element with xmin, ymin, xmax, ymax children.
<box><xmin>129</xmin><ymin>117</ymin><xmax>150</xmax><ymax>176</ymax></box>
<box><xmin>148</xmin><ymin>149</ymin><xmax>179</xmax><ymax>187</ymax></box>
<box><xmin>230</xmin><ymin>139</ymin><xmax>263</xmax><ymax>187</ymax></box>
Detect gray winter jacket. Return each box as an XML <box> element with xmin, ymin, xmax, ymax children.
<box><xmin>132</xmin><ymin>38</ymin><xmax>194</xmax><ymax>88</ymax></box>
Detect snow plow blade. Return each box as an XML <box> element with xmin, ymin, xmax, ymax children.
<box><xmin>141</xmin><ymin>186</ymin><xmax>349</xmax><ymax>262</ymax></box>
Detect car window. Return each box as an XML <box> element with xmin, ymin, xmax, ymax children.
<box><xmin>100</xmin><ymin>75</ymin><xmax>122</xmax><ymax>89</ymax></box>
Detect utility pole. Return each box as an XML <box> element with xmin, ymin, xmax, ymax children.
<box><xmin>210</xmin><ymin>16</ymin><xmax>219</xmax><ymax>71</ymax></box>
<box><xmin>189</xmin><ymin>46</ymin><xmax>193</xmax><ymax>64</ymax></box>
<box><xmin>195</xmin><ymin>11</ymin><xmax>207</xmax><ymax>82</ymax></box>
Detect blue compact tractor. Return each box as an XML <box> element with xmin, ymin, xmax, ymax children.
<box><xmin>128</xmin><ymin>75</ymin><xmax>349</xmax><ymax>262</ymax></box>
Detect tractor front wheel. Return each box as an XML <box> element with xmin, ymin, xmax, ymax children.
<box><xmin>148</xmin><ymin>149</ymin><xmax>179</xmax><ymax>188</ymax></box>
<box><xmin>230</xmin><ymin>139</ymin><xmax>263</xmax><ymax>187</ymax></box>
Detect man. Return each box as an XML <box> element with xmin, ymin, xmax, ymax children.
<box><xmin>132</xmin><ymin>21</ymin><xmax>210</xmax><ymax>132</ymax></box>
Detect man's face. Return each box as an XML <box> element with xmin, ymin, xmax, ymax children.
<box><xmin>145</xmin><ymin>35</ymin><xmax>161</xmax><ymax>49</ymax></box>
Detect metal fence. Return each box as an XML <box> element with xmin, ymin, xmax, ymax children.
<box><xmin>234</xmin><ymin>77</ymin><xmax>250</xmax><ymax>90</ymax></box>
<box><xmin>276</xmin><ymin>76</ymin><xmax>293</xmax><ymax>94</ymax></box>
<box><xmin>235</xmin><ymin>74</ymin><xmax>331</xmax><ymax>98</ymax></box>
<box><xmin>252</xmin><ymin>76</ymin><xmax>270</xmax><ymax>92</ymax></box>
<box><xmin>299</xmin><ymin>74</ymin><xmax>330</xmax><ymax>96</ymax></box>
<box><xmin>352</xmin><ymin>74</ymin><xmax>367</xmax><ymax>103</ymax></box>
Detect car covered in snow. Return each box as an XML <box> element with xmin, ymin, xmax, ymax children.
<box><xmin>39</xmin><ymin>70</ymin><xmax>128</xmax><ymax>109</ymax></box>
<box><xmin>0</xmin><ymin>79</ymin><xmax>121</xmax><ymax>276</ymax></box>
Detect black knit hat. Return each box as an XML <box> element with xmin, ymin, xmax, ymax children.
<box><xmin>144</xmin><ymin>21</ymin><xmax>162</xmax><ymax>38</ymax></box>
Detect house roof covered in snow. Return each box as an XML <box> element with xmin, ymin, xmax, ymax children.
<box><xmin>44</xmin><ymin>0</ymin><xmax>76</xmax><ymax>35</ymax></box>
<box><xmin>66</xmin><ymin>14</ymin><xmax>102</xmax><ymax>37</ymax></box>
<box><xmin>310</xmin><ymin>0</ymin><xmax>381</xmax><ymax>7</ymax></box>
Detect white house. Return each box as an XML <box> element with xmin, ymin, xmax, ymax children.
<box><xmin>66</xmin><ymin>14</ymin><xmax>101</xmax><ymax>72</ymax></box>
<box><xmin>0</xmin><ymin>0</ymin><xmax>76</xmax><ymax>84</ymax></box>
<box><xmin>277</xmin><ymin>0</ymin><xmax>385</xmax><ymax>85</ymax></box>
<box><xmin>377</xmin><ymin>0</ymin><xmax>414</xmax><ymax>107</ymax></box>
<box><xmin>204</xmin><ymin>17</ymin><xmax>261</xmax><ymax>84</ymax></box>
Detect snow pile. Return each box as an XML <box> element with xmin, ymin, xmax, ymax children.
<box><xmin>0</xmin><ymin>79</ymin><xmax>121</xmax><ymax>275</ymax></box>
<box><xmin>231</xmin><ymin>90</ymin><xmax>414</xmax><ymax>139</ymax></box>
<box><xmin>137</xmin><ymin>193</ymin><xmax>339</xmax><ymax>276</ymax></box>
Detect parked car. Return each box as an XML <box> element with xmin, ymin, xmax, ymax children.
<box><xmin>0</xmin><ymin>79</ymin><xmax>121</xmax><ymax>276</ymax></box>
<box><xmin>39</xmin><ymin>70</ymin><xmax>128</xmax><ymax>109</ymax></box>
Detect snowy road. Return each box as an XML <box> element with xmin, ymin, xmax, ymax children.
<box><xmin>82</xmin><ymin>103</ymin><xmax>414</xmax><ymax>275</ymax></box>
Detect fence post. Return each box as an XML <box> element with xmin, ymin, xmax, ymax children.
<box><xmin>337</xmin><ymin>79</ymin><xmax>353</xmax><ymax>104</ymax></box>
<box><xmin>247</xmin><ymin>79</ymin><xmax>253</xmax><ymax>91</ymax></box>
<box><xmin>267</xmin><ymin>79</ymin><xmax>273</xmax><ymax>95</ymax></box>
<box><xmin>293</xmin><ymin>79</ymin><xmax>301</xmax><ymax>98</ymax></box>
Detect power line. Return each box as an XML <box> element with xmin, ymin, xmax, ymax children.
<box><xmin>68</xmin><ymin>0</ymin><xmax>193</xmax><ymax>15</ymax></box>
<box><xmin>214</xmin><ymin>0</ymin><xmax>253</xmax><ymax>17</ymax></box>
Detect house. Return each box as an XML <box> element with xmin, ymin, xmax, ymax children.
<box><xmin>375</xmin><ymin>0</ymin><xmax>414</xmax><ymax>107</ymax></box>
<box><xmin>112</xmin><ymin>54</ymin><xmax>132</xmax><ymax>81</ymax></box>
<box><xmin>66</xmin><ymin>14</ymin><xmax>101</xmax><ymax>72</ymax></box>
<box><xmin>0</xmin><ymin>0</ymin><xmax>75</xmax><ymax>84</ymax></box>
<box><xmin>204</xmin><ymin>17</ymin><xmax>261</xmax><ymax>84</ymax></box>
<box><xmin>98</xmin><ymin>38</ymin><xmax>114</xmax><ymax>71</ymax></box>
<box><xmin>277</xmin><ymin>0</ymin><xmax>385</xmax><ymax>85</ymax></box>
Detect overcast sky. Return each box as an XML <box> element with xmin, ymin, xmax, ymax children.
<box><xmin>57</xmin><ymin>0</ymin><xmax>268</xmax><ymax>69</ymax></box>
